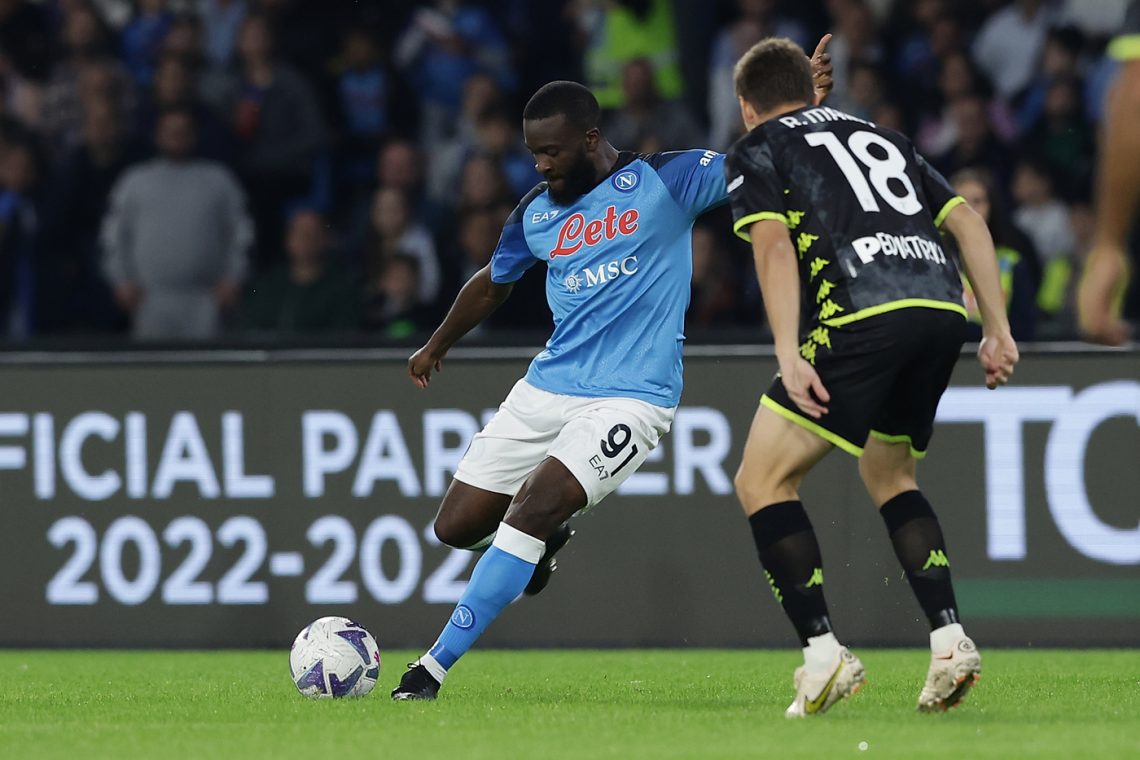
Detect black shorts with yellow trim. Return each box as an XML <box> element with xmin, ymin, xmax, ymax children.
<box><xmin>762</xmin><ymin>305</ymin><xmax>967</xmax><ymax>458</ymax></box>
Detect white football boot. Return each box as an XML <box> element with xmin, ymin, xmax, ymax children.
<box><xmin>917</xmin><ymin>636</ymin><xmax>981</xmax><ymax>712</ymax></box>
<box><xmin>785</xmin><ymin>646</ymin><xmax>866</xmax><ymax>718</ymax></box>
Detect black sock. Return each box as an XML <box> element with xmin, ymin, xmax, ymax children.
<box><xmin>879</xmin><ymin>490</ymin><xmax>960</xmax><ymax>629</ymax></box>
<box><xmin>748</xmin><ymin>501</ymin><xmax>832</xmax><ymax>647</ymax></box>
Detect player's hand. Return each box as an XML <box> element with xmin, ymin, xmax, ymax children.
<box><xmin>810</xmin><ymin>34</ymin><xmax>834</xmax><ymax>106</ymax></box>
<box><xmin>1077</xmin><ymin>244</ymin><xmax>1132</xmax><ymax>346</ymax></box>
<box><xmin>408</xmin><ymin>345</ymin><xmax>444</xmax><ymax>389</ymax></box>
<box><xmin>977</xmin><ymin>331</ymin><xmax>1018</xmax><ymax>389</ymax></box>
<box><xmin>780</xmin><ymin>356</ymin><xmax>830</xmax><ymax>418</ymax></box>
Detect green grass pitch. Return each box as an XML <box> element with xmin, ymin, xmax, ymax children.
<box><xmin>1</xmin><ymin>649</ymin><xmax>1136</xmax><ymax>759</ymax></box>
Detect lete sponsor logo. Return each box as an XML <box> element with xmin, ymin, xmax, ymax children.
<box><xmin>549</xmin><ymin>205</ymin><xmax>639</xmax><ymax>258</ymax></box>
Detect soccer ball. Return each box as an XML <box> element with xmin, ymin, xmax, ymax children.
<box><xmin>289</xmin><ymin>616</ymin><xmax>381</xmax><ymax>699</ymax></box>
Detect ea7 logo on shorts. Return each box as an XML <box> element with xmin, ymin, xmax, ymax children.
<box><xmin>612</xmin><ymin>170</ymin><xmax>640</xmax><ymax>192</ymax></box>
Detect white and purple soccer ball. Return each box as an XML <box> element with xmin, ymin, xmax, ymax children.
<box><xmin>289</xmin><ymin>616</ymin><xmax>381</xmax><ymax>699</ymax></box>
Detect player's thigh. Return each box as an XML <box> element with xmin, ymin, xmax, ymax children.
<box><xmin>433</xmin><ymin>480</ymin><xmax>513</xmax><ymax>548</ymax></box>
<box><xmin>869</xmin><ymin>309</ymin><xmax>966</xmax><ymax>460</ymax></box>
<box><xmin>545</xmin><ymin>396</ymin><xmax>673</xmax><ymax>512</ymax></box>
<box><xmin>858</xmin><ymin>435</ymin><xmax>918</xmax><ymax>507</ymax></box>
<box><xmin>503</xmin><ymin>456</ymin><xmax>588</xmax><ymax>539</ymax></box>
<box><xmin>763</xmin><ymin>318</ymin><xmax>901</xmax><ymax>459</ymax></box>
<box><xmin>452</xmin><ymin>379</ymin><xmax>562</xmax><ymax>504</ymax></box>
<box><xmin>734</xmin><ymin>403</ymin><xmax>832</xmax><ymax>513</ymax></box>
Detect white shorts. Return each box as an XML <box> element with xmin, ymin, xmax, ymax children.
<box><xmin>454</xmin><ymin>379</ymin><xmax>675</xmax><ymax>509</ymax></box>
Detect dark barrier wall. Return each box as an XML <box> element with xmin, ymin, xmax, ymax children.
<box><xmin>1</xmin><ymin>350</ymin><xmax>1137</xmax><ymax>648</ymax></box>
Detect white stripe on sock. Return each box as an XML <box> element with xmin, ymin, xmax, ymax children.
<box><xmin>419</xmin><ymin>653</ymin><xmax>447</xmax><ymax>683</ymax></box>
<box><xmin>491</xmin><ymin>522</ymin><xmax>545</xmax><ymax>564</ymax></box>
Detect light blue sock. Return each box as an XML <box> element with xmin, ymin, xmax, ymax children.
<box><xmin>423</xmin><ymin>523</ymin><xmax>545</xmax><ymax>676</ymax></box>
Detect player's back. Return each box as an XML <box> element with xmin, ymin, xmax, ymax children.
<box><xmin>726</xmin><ymin>105</ymin><xmax>967</xmax><ymax>329</ymax></box>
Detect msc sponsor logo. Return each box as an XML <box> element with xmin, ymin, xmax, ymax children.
<box><xmin>612</xmin><ymin>170</ymin><xmax>640</xmax><ymax>192</ymax></box>
<box><xmin>852</xmin><ymin>232</ymin><xmax>947</xmax><ymax>265</ymax></box>
<box><xmin>549</xmin><ymin>205</ymin><xmax>639</xmax><ymax>258</ymax></box>
<box><xmin>564</xmin><ymin>257</ymin><xmax>639</xmax><ymax>293</ymax></box>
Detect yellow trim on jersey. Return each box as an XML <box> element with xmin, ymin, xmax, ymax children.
<box><xmin>1108</xmin><ymin>34</ymin><xmax>1140</xmax><ymax>60</ymax></box>
<box><xmin>821</xmin><ymin>298</ymin><xmax>968</xmax><ymax>327</ymax></box>
<box><xmin>933</xmin><ymin>195</ymin><xmax>967</xmax><ymax>228</ymax></box>
<box><xmin>868</xmin><ymin>430</ymin><xmax>928</xmax><ymax>460</ymax></box>
<box><xmin>760</xmin><ymin>394</ymin><xmax>864</xmax><ymax>458</ymax></box>
<box><xmin>734</xmin><ymin>212</ymin><xmax>789</xmax><ymax>241</ymax></box>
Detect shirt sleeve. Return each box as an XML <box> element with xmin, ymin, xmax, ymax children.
<box><xmin>489</xmin><ymin>186</ymin><xmax>542</xmax><ymax>284</ymax></box>
<box><xmin>724</xmin><ymin>139</ymin><xmax>787</xmax><ymax>242</ymax></box>
<box><xmin>644</xmin><ymin>149</ymin><xmax>728</xmax><ymax>219</ymax></box>
<box><xmin>1109</xmin><ymin>1</ymin><xmax>1140</xmax><ymax>60</ymax></box>
<box><xmin>911</xmin><ymin>146</ymin><xmax>965</xmax><ymax>228</ymax></box>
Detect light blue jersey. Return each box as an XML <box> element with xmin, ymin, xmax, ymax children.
<box><xmin>490</xmin><ymin>150</ymin><xmax>727</xmax><ymax>407</ymax></box>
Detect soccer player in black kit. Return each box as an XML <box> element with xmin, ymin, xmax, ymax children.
<box><xmin>725</xmin><ymin>39</ymin><xmax>1019</xmax><ymax>717</ymax></box>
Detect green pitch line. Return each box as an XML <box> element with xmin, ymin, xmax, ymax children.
<box><xmin>0</xmin><ymin>650</ymin><xmax>1137</xmax><ymax>760</ymax></box>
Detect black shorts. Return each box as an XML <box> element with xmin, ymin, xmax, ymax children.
<box><xmin>763</xmin><ymin>306</ymin><xmax>967</xmax><ymax>458</ymax></box>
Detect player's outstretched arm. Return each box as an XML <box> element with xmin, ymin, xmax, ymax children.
<box><xmin>810</xmin><ymin>34</ymin><xmax>834</xmax><ymax>106</ymax></box>
<box><xmin>942</xmin><ymin>203</ymin><xmax>1019</xmax><ymax>389</ymax></box>
<box><xmin>1080</xmin><ymin>59</ymin><xmax>1140</xmax><ymax>346</ymax></box>
<box><xmin>749</xmin><ymin>219</ymin><xmax>830</xmax><ymax>418</ymax></box>
<box><xmin>407</xmin><ymin>265</ymin><xmax>513</xmax><ymax>388</ymax></box>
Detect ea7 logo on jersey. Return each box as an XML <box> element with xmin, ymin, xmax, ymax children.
<box><xmin>549</xmin><ymin>205</ymin><xmax>639</xmax><ymax>258</ymax></box>
<box><xmin>531</xmin><ymin>209</ymin><xmax>561</xmax><ymax>223</ymax></box>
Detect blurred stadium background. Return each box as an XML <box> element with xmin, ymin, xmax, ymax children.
<box><xmin>0</xmin><ymin>0</ymin><xmax>1135</xmax><ymax>656</ymax></box>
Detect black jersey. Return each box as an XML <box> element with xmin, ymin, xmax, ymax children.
<box><xmin>725</xmin><ymin>105</ymin><xmax>966</xmax><ymax>331</ymax></box>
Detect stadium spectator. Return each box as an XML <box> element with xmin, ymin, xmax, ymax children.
<box><xmin>1037</xmin><ymin>198</ymin><xmax>1094</xmax><ymax>338</ymax></box>
<box><xmin>217</xmin><ymin>13</ymin><xmax>326</xmax><ymax>267</ymax></box>
<box><xmin>971</xmin><ymin>0</ymin><xmax>1056</xmax><ymax>99</ymax></box>
<box><xmin>394</xmin><ymin>0</ymin><xmax>514</xmax><ymax>147</ymax></box>
<box><xmin>951</xmin><ymin>168</ymin><xmax>1040</xmax><ymax>340</ymax></box>
<box><xmin>1015</xmin><ymin>25</ymin><xmax>1085</xmax><ymax>134</ymax></box>
<box><xmin>426</xmin><ymin>72</ymin><xmax>506</xmax><ymax>206</ymax></box>
<box><xmin>364</xmin><ymin>186</ymin><xmax>440</xmax><ymax>306</ymax></box>
<box><xmin>576</xmin><ymin>0</ymin><xmax>682</xmax><ymax>109</ymax></box>
<box><xmin>40</xmin><ymin>5</ymin><xmax>134</xmax><ymax>155</ymax></box>
<box><xmin>135</xmin><ymin>53</ymin><xmax>231</xmax><ymax>162</ymax></box>
<box><xmin>241</xmin><ymin>208</ymin><xmax>358</xmax><ymax>334</ymax></box>
<box><xmin>1027</xmin><ymin>76</ymin><xmax>1095</xmax><ymax>187</ymax></box>
<box><xmin>360</xmin><ymin>252</ymin><xmax>434</xmax><ymax>337</ymax></box>
<box><xmin>1012</xmin><ymin>157</ymin><xmax>1078</xmax><ymax>268</ymax></box>
<box><xmin>826</xmin><ymin>0</ymin><xmax>884</xmax><ymax>114</ymax></box>
<box><xmin>934</xmin><ymin>94</ymin><xmax>1011</xmax><ymax>187</ymax></box>
<box><xmin>334</xmin><ymin>27</ymin><xmax>392</xmax><ymax>185</ymax></box>
<box><xmin>916</xmin><ymin>52</ymin><xmax>1015</xmax><ymax>159</ymax></box>
<box><xmin>687</xmin><ymin>224</ymin><xmax>738</xmax><ymax>328</ymax></box>
<box><xmin>454</xmin><ymin>152</ymin><xmax>513</xmax><ymax>216</ymax></box>
<box><xmin>38</xmin><ymin>99</ymin><xmax>140</xmax><ymax>334</ymax></box>
<box><xmin>707</xmin><ymin>0</ymin><xmax>810</xmax><ymax>151</ymax></box>
<box><xmin>602</xmin><ymin>58</ymin><xmax>703</xmax><ymax>152</ymax></box>
<box><xmin>100</xmin><ymin>107</ymin><xmax>252</xmax><ymax>339</ymax></box>
<box><xmin>120</xmin><ymin>0</ymin><xmax>174</xmax><ymax>88</ymax></box>
<box><xmin>198</xmin><ymin>0</ymin><xmax>247</xmax><ymax>69</ymax></box>
<box><xmin>0</xmin><ymin>138</ymin><xmax>42</xmax><ymax>339</ymax></box>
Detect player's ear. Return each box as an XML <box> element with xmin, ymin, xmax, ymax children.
<box><xmin>738</xmin><ymin>96</ymin><xmax>758</xmax><ymax>130</ymax></box>
<box><xmin>584</xmin><ymin>127</ymin><xmax>600</xmax><ymax>152</ymax></box>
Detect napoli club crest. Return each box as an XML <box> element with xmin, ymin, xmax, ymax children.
<box><xmin>612</xmin><ymin>170</ymin><xmax>640</xmax><ymax>192</ymax></box>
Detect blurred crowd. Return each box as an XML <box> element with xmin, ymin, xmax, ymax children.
<box><xmin>0</xmin><ymin>0</ymin><xmax>1130</xmax><ymax>345</ymax></box>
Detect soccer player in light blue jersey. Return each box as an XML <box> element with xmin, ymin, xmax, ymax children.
<box><xmin>393</xmin><ymin>44</ymin><xmax>833</xmax><ymax>700</ymax></box>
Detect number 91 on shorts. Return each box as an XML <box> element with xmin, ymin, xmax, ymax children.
<box><xmin>453</xmin><ymin>380</ymin><xmax>675</xmax><ymax>511</ymax></box>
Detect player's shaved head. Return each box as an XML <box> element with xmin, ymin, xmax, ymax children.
<box><xmin>523</xmin><ymin>81</ymin><xmax>600</xmax><ymax>133</ymax></box>
<box><xmin>734</xmin><ymin>37</ymin><xmax>813</xmax><ymax>114</ymax></box>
